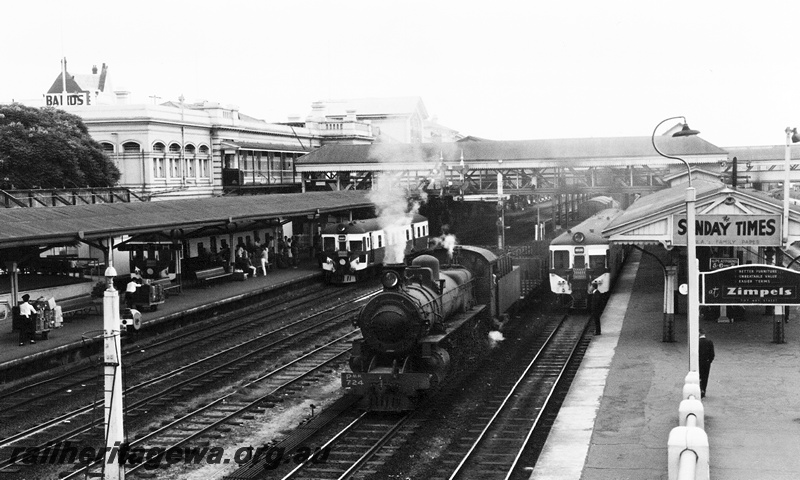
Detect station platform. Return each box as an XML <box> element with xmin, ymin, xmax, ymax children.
<box><xmin>0</xmin><ymin>258</ymin><xmax>323</xmax><ymax>382</ymax></box>
<box><xmin>532</xmin><ymin>249</ymin><xmax>800</xmax><ymax>480</ymax></box>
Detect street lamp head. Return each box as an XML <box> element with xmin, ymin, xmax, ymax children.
<box><xmin>652</xmin><ymin>116</ymin><xmax>700</xmax><ymax>187</ymax></box>
<box><xmin>792</xmin><ymin>128</ymin><xmax>800</xmax><ymax>144</ymax></box>
<box><xmin>673</xmin><ymin>123</ymin><xmax>700</xmax><ymax>137</ymax></box>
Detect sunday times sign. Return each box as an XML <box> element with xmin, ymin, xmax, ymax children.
<box><xmin>672</xmin><ymin>214</ymin><xmax>781</xmax><ymax>246</ymax></box>
<box><xmin>701</xmin><ymin>265</ymin><xmax>800</xmax><ymax>305</ymax></box>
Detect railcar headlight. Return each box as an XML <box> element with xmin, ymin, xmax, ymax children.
<box><xmin>338</xmin><ymin>258</ymin><xmax>347</xmax><ymax>266</ymax></box>
<box><xmin>381</xmin><ymin>271</ymin><xmax>400</xmax><ymax>289</ymax></box>
<box><xmin>572</xmin><ymin>232</ymin><xmax>586</xmax><ymax>244</ymax></box>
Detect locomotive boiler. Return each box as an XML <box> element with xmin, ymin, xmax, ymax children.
<box><xmin>343</xmin><ymin>248</ymin><xmax>494</xmax><ymax>411</ymax></box>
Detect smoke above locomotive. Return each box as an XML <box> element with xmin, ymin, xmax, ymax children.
<box><xmin>368</xmin><ymin>172</ymin><xmax>425</xmax><ymax>264</ymax></box>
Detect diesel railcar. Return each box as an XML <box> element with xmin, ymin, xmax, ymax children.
<box><xmin>549</xmin><ymin>208</ymin><xmax>626</xmax><ymax>309</ymax></box>
<box><xmin>319</xmin><ymin>214</ymin><xmax>429</xmax><ymax>284</ymax></box>
<box><xmin>342</xmin><ymin>245</ymin><xmax>500</xmax><ymax>411</ymax></box>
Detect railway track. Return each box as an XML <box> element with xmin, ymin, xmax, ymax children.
<box><xmin>62</xmin><ymin>330</ymin><xmax>360</xmax><ymax>479</ymax></box>
<box><xmin>0</xmin><ymin>286</ymin><xmax>378</xmax><ymax>478</ymax></box>
<box><xmin>279</xmin><ymin>411</ymin><xmax>412</xmax><ymax>480</ymax></box>
<box><xmin>0</xmin><ymin>283</ymin><xmax>354</xmax><ymax>419</ymax></box>
<box><xmin>226</xmin><ymin>312</ymin><xmax>591</xmax><ymax>480</ymax></box>
<box><xmin>442</xmin><ymin>313</ymin><xmax>590</xmax><ymax>480</ymax></box>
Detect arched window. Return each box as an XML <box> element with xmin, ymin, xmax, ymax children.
<box><xmin>122</xmin><ymin>142</ymin><xmax>141</xmax><ymax>153</ymax></box>
<box><xmin>100</xmin><ymin>142</ymin><xmax>114</xmax><ymax>153</ymax></box>
<box><xmin>185</xmin><ymin>145</ymin><xmax>196</xmax><ymax>178</ymax></box>
<box><xmin>198</xmin><ymin>145</ymin><xmax>210</xmax><ymax>178</ymax></box>
<box><xmin>152</xmin><ymin>142</ymin><xmax>165</xmax><ymax>179</ymax></box>
<box><xmin>168</xmin><ymin>143</ymin><xmax>181</xmax><ymax>153</ymax></box>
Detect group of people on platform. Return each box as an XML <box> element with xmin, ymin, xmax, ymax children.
<box><xmin>230</xmin><ymin>235</ymin><xmax>302</xmax><ymax>277</ymax></box>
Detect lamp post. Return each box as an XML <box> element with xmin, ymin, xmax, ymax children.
<box><xmin>784</xmin><ymin>128</ymin><xmax>800</xmax><ymax>247</ymax></box>
<box><xmin>652</xmin><ymin>116</ymin><xmax>700</xmax><ymax>374</ymax></box>
<box><xmin>102</xmin><ymin>264</ymin><xmax>124</xmax><ymax>480</ymax></box>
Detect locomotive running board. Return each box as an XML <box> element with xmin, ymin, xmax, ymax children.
<box><xmin>418</xmin><ymin>305</ymin><xmax>486</xmax><ymax>358</ymax></box>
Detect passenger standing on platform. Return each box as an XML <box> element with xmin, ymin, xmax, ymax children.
<box><xmin>18</xmin><ymin>294</ymin><xmax>36</xmax><ymax>346</ymax></box>
<box><xmin>285</xmin><ymin>236</ymin><xmax>294</xmax><ymax>267</ymax></box>
<box><xmin>125</xmin><ymin>272</ymin><xmax>141</xmax><ymax>309</ymax></box>
<box><xmin>699</xmin><ymin>329</ymin><xmax>715</xmax><ymax>398</ymax></box>
<box><xmin>290</xmin><ymin>237</ymin><xmax>299</xmax><ymax>268</ymax></box>
<box><xmin>259</xmin><ymin>246</ymin><xmax>269</xmax><ymax>276</ymax></box>
<box><xmin>591</xmin><ymin>283</ymin><xmax>602</xmax><ymax>335</ymax></box>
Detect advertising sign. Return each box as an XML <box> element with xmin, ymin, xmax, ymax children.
<box><xmin>44</xmin><ymin>92</ymin><xmax>90</xmax><ymax>107</ymax></box>
<box><xmin>672</xmin><ymin>214</ymin><xmax>781</xmax><ymax>246</ymax></box>
<box><xmin>709</xmin><ymin>258</ymin><xmax>739</xmax><ymax>271</ymax></box>
<box><xmin>701</xmin><ymin>265</ymin><xmax>800</xmax><ymax>305</ymax></box>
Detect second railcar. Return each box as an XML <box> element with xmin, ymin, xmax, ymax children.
<box><xmin>549</xmin><ymin>208</ymin><xmax>625</xmax><ymax>309</ymax></box>
<box><xmin>319</xmin><ymin>214</ymin><xmax>429</xmax><ymax>284</ymax></box>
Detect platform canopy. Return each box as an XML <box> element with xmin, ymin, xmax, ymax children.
<box><xmin>602</xmin><ymin>180</ymin><xmax>800</xmax><ymax>248</ymax></box>
<box><xmin>0</xmin><ymin>190</ymin><xmax>373</xmax><ymax>249</ymax></box>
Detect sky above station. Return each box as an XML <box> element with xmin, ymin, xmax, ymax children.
<box><xmin>3</xmin><ymin>0</ymin><xmax>800</xmax><ymax>148</ymax></box>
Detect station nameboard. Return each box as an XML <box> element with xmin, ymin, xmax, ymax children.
<box><xmin>672</xmin><ymin>214</ymin><xmax>781</xmax><ymax>246</ymax></box>
<box><xmin>701</xmin><ymin>265</ymin><xmax>800</xmax><ymax>305</ymax></box>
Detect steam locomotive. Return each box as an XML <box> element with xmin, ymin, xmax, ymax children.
<box><xmin>342</xmin><ymin>245</ymin><xmax>500</xmax><ymax>411</ymax></box>
<box><xmin>549</xmin><ymin>208</ymin><xmax>626</xmax><ymax>309</ymax></box>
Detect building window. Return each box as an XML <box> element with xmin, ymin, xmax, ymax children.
<box><xmin>100</xmin><ymin>142</ymin><xmax>114</xmax><ymax>153</ymax></box>
<box><xmin>186</xmin><ymin>158</ymin><xmax>195</xmax><ymax>177</ymax></box>
<box><xmin>153</xmin><ymin>158</ymin><xmax>164</xmax><ymax>178</ymax></box>
<box><xmin>199</xmin><ymin>158</ymin><xmax>209</xmax><ymax>178</ymax></box>
<box><xmin>122</xmin><ymin>142</ymin><xmax>141</xmax><ymax>153</ymax></box>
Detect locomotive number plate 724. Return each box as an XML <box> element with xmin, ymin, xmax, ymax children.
<box><xmin>343</xmin><ymin>373</ymin><xmax>364</xmax><ymax>386</ymax></box>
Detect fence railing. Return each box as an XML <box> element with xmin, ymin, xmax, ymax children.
<box><xmin>0</xmin><ymin>187</ymin><xmax>144</xmax><ymax>208</ymax></box>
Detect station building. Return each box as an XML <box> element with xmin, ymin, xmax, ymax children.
<box><xmin>27</xmin><ymin>60</ymin><xmax>463</xmax><ymax>202</ymax></box>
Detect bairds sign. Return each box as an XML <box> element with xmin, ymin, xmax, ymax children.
<box><xmin>44</xmin><ymin>92</ymin><xmax>90</xmax><ymax>107</ymax></box>
<box><xmin>671</xmin><ymin>214</ymin><xmax>781</xmax><ymax>246</ymax></box>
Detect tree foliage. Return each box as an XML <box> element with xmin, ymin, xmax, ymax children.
<box><xmin>0</xmin><ymin>103</ymin><xmax>120</xmax><ymax>189</ymax></box>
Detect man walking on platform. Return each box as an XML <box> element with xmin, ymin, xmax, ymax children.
<box><xmin>699</xmin><ymin>329</ymin><xmax>715</xmax><ymax>398</ymax></box>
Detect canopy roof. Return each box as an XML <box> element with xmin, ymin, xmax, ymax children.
<box><xmin>0</xmin><ymin>191</ymin><xmax>372</xmax><ymax>249</ymax></box>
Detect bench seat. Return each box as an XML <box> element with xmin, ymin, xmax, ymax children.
<box><xmin>60</xmin><ymin>294</ymin><xmax>100</xmax><ymax>318</ymax></box>
<box><xmin>194</xmin><ymin>267</ymin><xmax>231</xmax><ymax>287</ymax></box>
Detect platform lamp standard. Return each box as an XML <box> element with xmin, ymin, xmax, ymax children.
<box><xmin>102</xmin><ymin>264</ymin><xmax>125</xmax><ymax>480</ymax></box>
<box><xmin>651</xmin><ymin>116</ymin><xmax>701</xmax><ymax>376</ymax></box>
<box><xmin>779</xmin><ymin>127</ymin><xmax>800</xmax><ymax>339</ymax></box>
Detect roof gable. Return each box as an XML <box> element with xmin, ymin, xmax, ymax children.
<box><xmin>603</xmin><ymin>181</ymin><xmax>800</xmax><ymax>247</ymax></box>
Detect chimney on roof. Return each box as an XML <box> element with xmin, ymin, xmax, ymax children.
<box><xmin>346</xmin><ymin>109</ymin><xmax>357</xmax><ymax>122</ymax></box>
<box><xmin>115</xmin><ymin>90</ymin><xmax>130</xmax><ymax>105</ymax></box>
<box><xmin>92</xmin><ymin>65</ymin><xmax>98</xmax><ymax>74</ymax></box>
